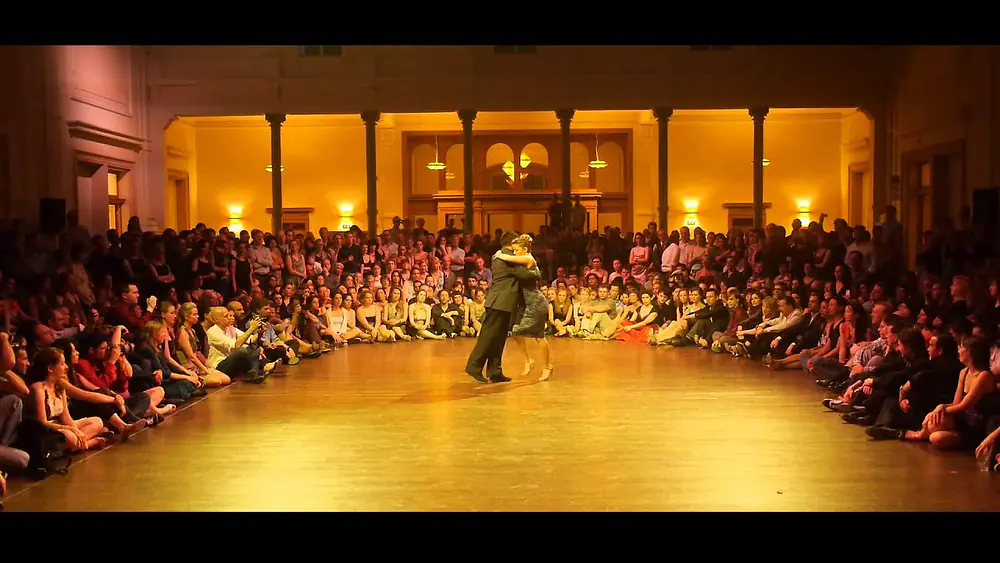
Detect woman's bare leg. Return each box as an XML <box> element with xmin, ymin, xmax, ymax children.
<box><xmin>538</xmin><ymin>337</ymin><xmax>552</xmax><ymax>381</ymax></box>
<box><xmin>202</xmin><ymin>369</ymin><xmax>231</xmax><ymax>387</ymax></box>
<box><xmin>513</xmin><ymin>337</ymin><xmax>534</xmax><ymax>376</ymax></box>
<box><xmin>418</xmin><ymin>328</ymin><xmax>444</xmax><ymax>340</ymax></box>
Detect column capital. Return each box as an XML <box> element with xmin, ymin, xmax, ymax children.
<box><xmin>265</xmin><ymin>113</ymin><xmax>286</xmax><ymax>126</ymax></box>
<box><xmin>361</xmin><ymin>111</ymin><xmax>381</xmax><ymax>126</ymax></box>
<box><xmin>555</xmin><ymin>108</ymin><xmax>575</xmax><ymax>124</ymax></box>
<box><xmin>748</xmin><ymin>107</ymin><xmax>769</xmax><ymax>122</ymax></box>
<box><xmin>457</xmin><ymin>109</ymin><xmax>478</xmax><ymax>124</ymax></box>
<box><xmin>652</xmin><ymin>107</ymin><xmax>674</xmax><ymax>122</ymax></box>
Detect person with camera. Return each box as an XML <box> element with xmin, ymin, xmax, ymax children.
<box><xmin>248</xmin><ymin>298</ymin><xmax>299</xmax><ymax>367</ymax></box>
<box><xmin>75</xmin><ymin>327</ymin><xmax>176</xmax><ymax>422</ymax></box>
<box><xmin>205</xmin><ymin>307</ymin><xmax>271</xmax><ymax>383</ymax></box>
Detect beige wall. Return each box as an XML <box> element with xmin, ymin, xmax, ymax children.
<box><xmin>0</xmin><ymin>46</ymin><xmax>152</xmax><ymax>232</ymax></box>
<box><xmin>664</xmin><ymin>109</ymin><xmax>861</xmax><ymax>233</ymax></box>
<box><xmin>170</xmin><ymin>109</ymin><xmax>869</xmax><ymax>235</ymax></box>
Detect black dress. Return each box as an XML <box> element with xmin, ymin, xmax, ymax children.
<box><xmin>511</xmin><ymin>267</ymin><xmax>548</xmax><ymax>338</ymax></box>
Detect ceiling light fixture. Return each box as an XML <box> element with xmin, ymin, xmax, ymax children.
<box><xmin>589</xmin><ymin>134</ymin><xmax>607</xmax><ymax>169</ymax></box>
<box><xmin>427</xmin><ymin>136</ymin><xmax>446</xmax><ymax>171</ymax></box>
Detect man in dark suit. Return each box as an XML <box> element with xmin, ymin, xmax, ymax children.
<box><xmin>465</xmin><ymin>231</ymin><xmax>540</xmax><ymax>383</ymax></box>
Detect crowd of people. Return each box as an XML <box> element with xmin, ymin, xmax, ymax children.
<box><xmin>2</xmin><ymin>203</ymin><xmax>1000</xmax><ymax>508</ymax></box>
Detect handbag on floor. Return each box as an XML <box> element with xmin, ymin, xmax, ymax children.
<box><xmin>15</xmin><ymin>419</ymin><xmax>73</xmax><ymax>480</ymax></box>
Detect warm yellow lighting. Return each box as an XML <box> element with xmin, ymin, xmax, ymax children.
<box><xmin>338</xmin><ymin>203</ymin><xmax>354</xmax><ymax>231</ymax></box>
<box><xmin>520</xmin><ymin>153</ymin><xmax>531</xmax><ymax>168</ymax></box>
<box><xmin>427</xmin><ymin>136</ymin><xmax>446</xmax><ymax>170</ymax></box>
<box><xmin>796</xmin><ymin>200</ymin><xmax>811</xmax><ymax>213</ymax></box>
<box><xmin>683</xmin><ymin>200</ymin><xmax>699</xmax><ymax>213</ymax></box>
<box><xmin>229</xmin><ymin>222</ymin><xmax>244</xmax><ymax>234</ymax></box>
<box><xmin>503</xmin><ymin>160</ymin><xmax>515</xmax><ymax>180</ymax></box>
<box><xmin>228</xmin><ymin>206</ymin><xmax>243</xmax><ymax>220</ymax></box>
<box><xmin>578</xmin><ymin>170</ymin><xmax>590</xmax><ymax>179</ymax></box>
<box><xmin>750</xmin><ymin>158</ymin><xmax>771</xmax><ymax>167</ymax></box>
<box><xmin>445</xmin><ymin>172</ymin><xmax>456</xmax><ymax>180</ymax></box>
<box><xmin>590</xmin><ymin>134</ymin><xmax>608</xmax><ymax>169</ymax></box>
<box><xmin>265</xmin><ymin>164</ymin><xmax>286</xmax><ymax>173</ymax></box>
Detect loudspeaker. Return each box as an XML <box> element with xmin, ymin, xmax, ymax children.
<box><xmin>972</xmin><ymin>188</ymin><xmax>1000</xmax><ymax>227</ymax></box>
<box><xmin>39</xmin><ymin>198</ymin><xmax>67</xmax><ymax>234</ymax></box>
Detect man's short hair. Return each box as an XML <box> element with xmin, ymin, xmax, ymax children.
<box><xmin>500</xmin><ymin>231</ymin><xmax>518</xmax><ymax>247</ymax></box>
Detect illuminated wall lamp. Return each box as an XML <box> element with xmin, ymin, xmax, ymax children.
<box><xmin>265</xmin><ymin>164</ymin><xmax>286</xmax><ymax>173</ymax></box>
<box><xmin>227</xmin><ymin>206</ymin><xmax>244</xmax><ymax>234</ymax></box>
<box><xmin>796</xmin><ymin>200</ymin><xmax>811</xmax><ymax>223</ymax></box>
<box><xmin>338</xmin><ymin>204</ymin><xmax>354</xmax><ymax>231</ymax></box>
<box><xmin>683</xmin><ymin>199</ymin><xmax>699</xmax><ymax>227</ymax></box>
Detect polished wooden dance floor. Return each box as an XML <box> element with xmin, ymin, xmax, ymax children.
<box><xmin>4</xmin><ymin>339</ymin><xmax>999</xmax><ymax>511</ymax></box>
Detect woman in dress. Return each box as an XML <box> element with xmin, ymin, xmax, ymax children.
<box><xmin>492</xmin><ymin>234</ymin><xmax>553</xmax><ymax>381</ymax></box>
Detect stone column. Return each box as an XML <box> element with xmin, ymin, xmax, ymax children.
<box><xmin>458</xmin><ymin>109</ymin><xmax>477</xmax><ymax>233</ymax></box>
<box><xmin>749</xmin><ymin>107</ymin><xmax>769</xmax><ymax>229</ymax></box>
<box><xmin>871</xmin><ymin>111</ymin><xmax>890</xmax><ymax>224</ymax></box>
<box><xmin>556</xmin><ymin>109</ymin><xmax>575</xmax><ymax>227</ymax></box>
<box><xmin>361</xmin><ymin>111</ymin><xmax>380</xmax><ymax>239</ymax></box>
<box><xmin>265</xmin><ymin>113</ymin><xmax>286</xmax><ymax>235</ymax></box>
<box><xmin>653</xmin><ymin>107</ymin><xmax>673</xmax><ymax>229</ymax></box>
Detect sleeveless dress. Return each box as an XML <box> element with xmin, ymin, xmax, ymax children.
<box><xmin>511</xmin><ymin>266</ymin><xmax>548</xmax><ymax>338</ymax></box>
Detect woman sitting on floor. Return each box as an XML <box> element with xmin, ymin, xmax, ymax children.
<box><xmin>22</xmin><ymin>348</ymin><xmax>111</xmax><ymax>452</ymax></box>
<box><xmin>903</xmin><ymin>336</ymin><xmax>999</xmax><ymax>450</ymax></box>
<box><xmin>134</xmin><ymin>321</ymin><xmax>203</xmax><ymax>402</ymax></box>
<box><xmin>53</xmin><ymin>339</ymin><xmax>148</xmax><ymax>440</ymax></box>
<box><xmin>173</xmin><ymin>302</ymin><xmax>231</xmax><ymax>387</ymax></box>
<box><xmin>383</xmin><ymin>286</ymin><xmax>413</xmax><ymax>341</ymax></box>
<box><xmin>613</xmin><ymin>290</ymin><xmax>659</xmax><ymax>343</ymax></box>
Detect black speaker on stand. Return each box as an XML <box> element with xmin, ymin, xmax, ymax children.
<box><xmin>39</xmin><ymin>198</ymin><xmax>67</xmax><ymax>234</ymax></box>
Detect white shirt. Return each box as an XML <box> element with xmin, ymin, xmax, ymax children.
<box><xmin>661</xmin><ymin>243</ymin><xmax>680</xmax><ymax>272</ymax></box>
<box><xmin>206</xmin><ymin>324</ymin><xmax>255</xmax><ymax>369</ymax></box>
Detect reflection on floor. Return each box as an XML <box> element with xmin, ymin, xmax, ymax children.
<box><xmin>4</xmin><ymin>339</ymin><xmax>999</xmax><ymax>511</ymax></box>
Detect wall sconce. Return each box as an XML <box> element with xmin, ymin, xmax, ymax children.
<box><xmin>265</xmin><ymin>164</ymin><xmax>286</xmax><ymax>173</ymax></box>
<box><xmin>796</xmin><ymin>199</ymin><xmax>811</xmax><ymax>223</ymax></box>
<box><xmin>683</xmin><ymin>199</ymin><xmax>699</xmax><ymax>227</ymax></box>
<box><xmin>338</xmin><ymin>203</ymin><xmax>354</xmax><ymax>231</ymax></box>
<box><xmin>227</xmin><ymin>205</ymin><xmax>244</xmax><ymax>234</ymax></box>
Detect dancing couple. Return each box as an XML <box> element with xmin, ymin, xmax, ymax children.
<box><xmin>464</xmin><ymin>232</ymin><xmax>553</xmax><ymax>383</ymax></box>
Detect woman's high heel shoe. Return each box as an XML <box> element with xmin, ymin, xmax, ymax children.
<box><xmin>522</xmin><ymin>359</ymin><xmax>535</xmax><ymax>377</ymax></box>
<box><xmin>538</xmin><ymin>366</ymin><xmax>553</xmax><ymax>381</ymax></box>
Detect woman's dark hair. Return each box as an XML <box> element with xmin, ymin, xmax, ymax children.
<box><xmin>961</xmin><ymin>336</ymin><xmax>992</xmax><ymax>371</ymax></box>
<box><xmin>51</xmin><ymin>338</ymin><xmax>82</xmax><ymax>387</ymax></box>
<box><xmin>24</xmin><ymin>347</ymin><xmax>64</xmax><ymax>386</ymax></box>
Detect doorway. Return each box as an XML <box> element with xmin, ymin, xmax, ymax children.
<box><xmin>847</xmin><ymin>166</ymin><xmax>866</xmax><ymax>227</ymax></box>
<box><xmin>900</xmin><ymin>141</ymin><xmax>964</xmax><ymax>267</ymax></box>
<box><xmin>165</xmin><ymin>171</ymin><xmax>190</xmax><ymax>231</ymax></box>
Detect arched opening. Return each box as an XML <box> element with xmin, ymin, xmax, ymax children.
<box><xmin>485</xmin><ymin>143</ymin><xmax>515</xmax><ymax>190</ymax></box>
<box><xmin>520</xmin><ymin>142</ymin><xmax>549</xmax><ymax>190</ymax></box>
